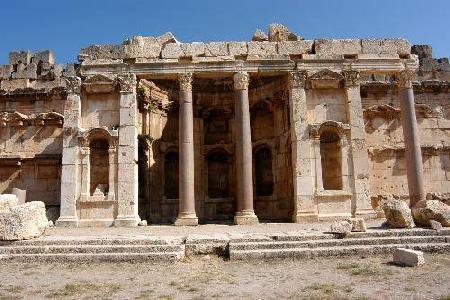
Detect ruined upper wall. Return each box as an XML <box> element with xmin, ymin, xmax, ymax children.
<box><xmin>78</xmin><ymin>24</ymin><xmax>412</xmax><ymax>63</ymax></box>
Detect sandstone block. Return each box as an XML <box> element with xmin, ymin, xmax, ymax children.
<box><xmin>382</xmin><ymin>199</ymin><xmax>415</xmax><ymax>228</ymax></box>
<box><xmin>0</xmin><ymin>64</ymin><xmax>13</xmax><ymax>79</ymax></box>
<box><xmin>361</xmin><ymin>39</ymin><xmax>411</xmax><ymax>55</ymax></box>
<box><xmin>348</xmin><ymin>217</ymin><xmax>366</xmax><ymax>232</ymax></box>
<box><xmin>412</xmin><ymin>200</ymin><xmax>450</xmax><ymax>227</ymax></box>
<box><xmin>0</xmin><ymin>78</ymin><xmax>30</xmax><ymax>90</ymax></box>
<box><xmin>205</xmin><ymin>42</ymin><xmax>228</xmax><ymax>57</ymax></box>
<box><xmin>393</xmin><ymin>248</ymin><xmax>425</xmax><ymax>267</ymax></box>
<box><xmin>252</xmin><ymin>29</ymin><xmax>268</xmax><ymax>42</ymax></box>
<box><xmin>180</xmin><ymin>43</ymin><xmax>205</xmax><ymax>58</ymax></box>
<box><xmin>314</xmin><ymin>39</ymin><xmax>361</xmax><ymax>57</ymax></box>
<box><xmin>123</xmin><ymin>43</ymin><xmax>161</xmax><ymax>59</ymax></box>
<box><xmin>156</xmin><ymin>32</ymin><xmax>178</xmax><ymax>45</ymax></box>
<box><xmin>78</xmin><ymin>44</ymin><xmax>124</xmax><ymax>61</ymax></box>
<box><xmin>0</xmin><ymin>194</ymin><xmax>18</xmax><ymax>211</ymax></box>
<box><xmin>411</xmin><ymin>45</ymin><xmax>432</xmax><ymax>59</ymax></box>
<box><xmin>32</xmin><ymin>50</ymin><xmax>55</xmax><ymax>64</ymax></box>
<box><xmin>228</xmin><ymin>42</ymin><xmax>248</xmax><ymax>56</ymax></box>
<box><xmin>161</xmin><ymin>43</ymin><xmax>183</xmax><ymax>59</ymax></box>
<box><xmin>330</xmin><ymin>219</ymin><xmax>352</xmax><ymax>236</ymax></box>
<box><xmin>9</xmin><ymin>51</ymin><xmax>32</xmax><ymax>65</ymax></box>
<box><xmin>12</xmin><ymin>62</ymin><xmax>37</xmax><ymax>79</ymax></box>
<box><xmin>278</xmin><ymin>40</ymin><xmax>313</xmax><ymax>55</ymax></box>
<box><xmin>11</xmin><ymin>188</ymin><xmax>26</xmax><ymax>204</ymax></box>
<box><xmin>248</xmin><ymin>41</ymin><xmax>277</xmax><ymax>56</ymax></box>
<box><xmin>0</xmin><ymin>201</ymin><xmax>49</xmax><ymax>240</ymax></box>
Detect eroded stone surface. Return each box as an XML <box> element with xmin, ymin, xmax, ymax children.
<box><xmin>393</xmin><ymin>248</ymin><xmax>425</xmax><ymax>267</ymax></box>
<box><xmin>412</xmin><ymin>200</ymin><xmax>450</xmax><ymax>227</ymax></box>
<box><xmin>382</xmin><ymin>199</ymin><xmax>415</xmax><ymax>228</ymax></box>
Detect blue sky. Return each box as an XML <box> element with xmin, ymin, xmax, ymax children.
<box><xmin>0</xmin><ymin>0</ymin><xmax>449</xmax><ymax>64</ymax></box>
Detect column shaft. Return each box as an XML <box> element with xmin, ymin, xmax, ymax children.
<box><xmin>398</xmin><ymin>70</ymin><xmax>425</xmax><ymax>206</ymax></box>
<box><xmin>175</xmin><ymin>73</ymin><xmax>198</xmax><ymax>226</ymax></box>
<box><xmin>233</xmin><ymin>72</ymin><xmax>258</xmax><ymax>225</ymax></box>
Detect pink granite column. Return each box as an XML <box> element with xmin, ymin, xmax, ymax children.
<box><xmin>233</xmin><ymin>71</ymin><xmax>258</xmax><ymax>225</ymax></box>
<box><xmin>398</xmin><ymin>69</ymin><xmax>425</xmax><ymax>207</ymax></box>
<box><xmin>174</xmin><ymin>73</ymin><xmax>198</xmax><ymax>226</ymax></box>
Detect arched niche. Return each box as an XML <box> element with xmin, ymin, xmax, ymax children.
<box><xmin>320</xmin><ymin>129</ymin><xmax>343</xmax><ymax>190</ymax></box>
<box><xmin>89</xmin><ymin>138</ymin><xmax>110</xmax><ymax>195</ymax></box>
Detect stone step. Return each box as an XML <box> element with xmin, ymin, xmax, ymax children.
<box><xmin>0</xmin><ymin>237</ymin><xmax>183</xmax><ymax>247</ymax></box>
<box><xmin>0</xmin><ymin>252</ymin><xmax>184</xmax><ymax>263</ymax></box>
<box><xmin>0</xmin><ymin>244</ymin><xmax>185</xmax><ymax>255</ymax></box>
<box><xmin>230</xmin><ymin>243</ymin><xmax>450</xmax><ymax>260</ymax></box>
<box><xmin>230</xmin><ymin>236</ymin><xmax>449</xmax><ymax>251</ymax></box>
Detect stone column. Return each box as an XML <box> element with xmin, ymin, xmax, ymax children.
<box><xmin>56</xmin><ymin>77</ymin><xmax>82</xmax><ymax>227</ymax></box>
<box><xmin>289</xmin><ymin>71</ymin><xmax>318</xmax><ymax>222</ymax></box>
<box><xmin>174</xmin><ymin>73</ymin><xmax>198</xmax><ymax>226</ymax></box>
<box><xmin>115</xmin><ymin>73</ymin><xmax>140</xmax><ymax>226</ymax></box>
<box><xmin>107</xmin><ymin>147</ymin><xmax>116</xmax><ymax>202</ymax></box>
<box><xmin>398</xmin><ymin>69</ymin><xmax>425</xmax><ymax>206</ymax></box>
<box><xmin>342</xmin><ymin>70</ymin><xmax>376</xmax><ymax>218</ymax></box>
<box><xmin>233</xmin><ymin>71</ymin><xmax>258</xmax><ymax>225</ymax></box>
<box><xmin>80</xmin><ymin>147</ymin><xmax>90</xmax><ymax>199</ymax></box>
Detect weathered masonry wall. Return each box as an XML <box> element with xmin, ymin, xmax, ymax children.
<box><xmin>0</xmin><ymin>24</ymin><xmax>448</xmax><ymax>226</ymax></box>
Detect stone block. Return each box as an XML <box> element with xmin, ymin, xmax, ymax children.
<box><xmin>123</xmin><ymin>43</ymin><xmax>161</xmax><ymax>59</ymax></box>
<box><xmin>412</xmin><ymin>200</ymin><xmax>450</xmax><ymax>227</ymax></box>
<box><xmin>348</xmin><ymin>217</ymin><xmax>366</xmax><ymax>232</ymax></box>
<box><xmin>119</xmin><ymin>125</ymin><xmax>138</xmax><ymax>146</ymax></box>
<box><xmin>32</xmin><ymin>50</ymin><xmax>55</xmax><ymax>64</ymax></box>
<box><xmin>63</xmin><ymin>63</ymin><xmax>76</xmax><ymax>77</ymax></box>
<box><xmin>411</xmin><ymin>45</ymin><xmax>432</xmax><ymax>59</ymax></box>
<box><xmin>0</xmin><ymin>194</ymin><xmax>18</xmax><ymax>211</ymax></box>
<box><xmin>252</xmin><ymin>29</ymin><xmax>268</xmax><ymax>42</ymax></box>
<box><xmin>330</xmin><ymin>219</ymin><xmax>352</xmax><ymax>236</ymax></box>
<box><xmin>247</xmin><ymin>41</ymin><xmax>277</xmax><ymax>56</ymax></box>
<box><xmin>393</xmin><ymin>248</ymin><xmax>425</xmax><ymax>267</ymax></box>
<box><xmin>382</xmin><ymin>199</ymin><xmax>415</xmax><ymax>228</ymax></box>
<box><xmin>228</xmin><ymin>42</ymin><xmax>248</xmax><ymax>56</ymax></box>
<box><xmin>180</xmin><ymin>42</ymin><xmax>205</xmax><ymax>58</ymax></box>
<box><xmin>118</xmin><ymin>145</ymin><xmax>137</xmax><ymax>164</ymax></box>
<box><xmin>314</xmin><ymin>39</ymin><xmax>361</xmax><ymax>57</ymax></box>
<box><xmin>430</xmin><ymin>219</ymin><xmax>443</xmax><ymax>233</ymax></box>
<box><xmin>156</xmin><ymin>32</ymin><xmax>178</xmax><ymax>45</ymax></box>
<box><xmin>161</xmin><ymin>43</ymin><xmax>183</xmax><ymax>59</ymax></box>
<box><xmin>11</xmin><ymin>188</ymin><xmax>26</xmax><ymax>204</ymax></box>
<box><xmin>61</xmin><ymin>164</ymin><xmax>78</xmax><ymax>184</ymax></box>
<box><xmin>61</xmin><ymin>147</ymin><xmax>78</xmax><ymax>164</ymax></box>
<box><xmin>0</xmin><ymin>64</ymin><xmax>13</xmax><ymax>79</ymax></box>
<box><xmin>120</xmin><ymin>106</ymin><xmax>137</xmax><ymax>126</ymax></box>
<box><xmin>12</xmin><ymin>62</ymin><xmax>37</xmax><ymax>79</ymax></box>
<box><xmin>361</xmin><ymin>39</ymin><xmax>411</xmax><ymax>55</ymax></box>
<box><xmin>204</xmin><ymin>42</ymin><xmax>228</xmax><ymax>56</ymax></box>
<box><xmin>0</xmin><ymin>78</ymin><xmax>30</xmax><ymax>90</ymax></box>
<box><xmin>9</xmin><ymin>51</ymin><xmax>32</xmax><ymax>65</ymax></box>
<box><xmin>278</xmin><ymin>40</ymin><xmax>314</xmax><ymax>55</ymax></box>
<box><xmin>268</xmin><ymin>23</ymin><xmax>290</xmax><ymax>42</ymax></box>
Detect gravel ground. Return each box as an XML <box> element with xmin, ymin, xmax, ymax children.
<box><xmin>0</xmin><ymin>253</ymin><xmax>449</xmax><ymax>300</ymax></box>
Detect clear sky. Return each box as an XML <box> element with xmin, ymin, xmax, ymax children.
<box><xmin>0</xmin><ymin>0</ymin><xmax>449</xmax><ymax>64</ymax></box>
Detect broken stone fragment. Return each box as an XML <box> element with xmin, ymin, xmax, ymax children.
<box><xmin>32</xmin><ymin>50</ymin><xmax>55</xmax><ymax>64</ymax></box>
<box><xmin>9</xmin><ymin>50</ymin><xmax>32</xmax><ymax>65</ymax></box>
<box><xmin>381</xmin><ymin>199</ymin><xmax>415</xmax><ymax>228</ymax></box>
<box><xmin>412</xmin><ymin>45</ymin><xmax>433</xmax><ymax>59</ymax></box>
<box><xmin>412</xmin><ymin>200</ymin><xmax>450</xmax><ymax>227</ymax></box>
<box><xmin>429</xmin><ymin>220</ymin><xmax>443</xmax><ymax>233</ymax></box>
<box><xmin>393</xmin><ymin>248</ymin><xmax>425</xmax><ymax>267</ymax></box>
<box><xmin>330</xmin><ymin>219</ymin><xmax>352</xmax><ymax>236</ymax></box>
<box><xmin>0</xmin><ymin>201</ymin><xmax>49</xmax><ymax>241</ymax></box>
<box><xmin>0</xmin><ymin>64</ymin><xmax>13</xmax><ymax>80</ymax></box>
<box><xmin>12</xmin><ymin>62</ymin><xmax>37</xmax><ymax>79</ymax></box>
<box><xmin>278</xmin><ymin>40</ymin><xmax>314</xmax><ymax>55</ymax></box>
<box><xmin>268</xmin><ymin>23</ymin><xmax>290</xmax><ymax>42</ymax></box>
<box><xmin>156</xmin><ymin>32</ymin><xmax>178</xmax><ymax>45</ymax></box>
<box><xmin>348</xmin><ymin>217</ymin><xmax>366</xmax><ymax>232</ymax></box>
<box><xmin>252</xmin><ymin>29</ymin><xmax>268</xmax><ymax>42</ymax></box>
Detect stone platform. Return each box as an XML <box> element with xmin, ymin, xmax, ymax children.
<box><xmin>0</xmin><ymin>221</ymin><xmax>449</xmax><ymax>262</ymax></box>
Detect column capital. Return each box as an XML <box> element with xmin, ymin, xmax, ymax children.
<box><xmin>288</xmin><ymin>71</ymin><xmax>308</xmax><ymax>89</ymax></box>
<box><xmin>397</xmin><ymin>69</ymin><xmax>416</xmax><ymax>88</ymax></box>
<box><xmin>233</xmin><ymin>71</ymin><xmax>250</xmax><ymax>90</ymax></box>
<box><xmin>116</xmin><ymin>73</ymin><xmax>137</xmax><ymax>93</ymax></box>
<box><xmin>64</xmin><ymin>76</ymin><xmax>82</xmax><ymax>95</ymax></box>
<box><xmin>179</xmin><ymin>72</ymin><xmax>193</xmax><ymax>91</ymax></box>
<box><xmin>342</xmin><ymin>70</ymin><xmax>360</xmax><ymax>87</ymax></box>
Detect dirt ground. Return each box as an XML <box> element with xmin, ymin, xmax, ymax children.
<box><xmin>0</xmin><ymin>253</ymin><xmax>449</xmax><ymax>300</ymax></box>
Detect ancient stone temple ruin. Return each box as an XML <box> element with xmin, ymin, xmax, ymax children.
<box><xmin>0</xmin><ymin>24</ymin><xmax>448</xmax><ymax>227</ymax></box>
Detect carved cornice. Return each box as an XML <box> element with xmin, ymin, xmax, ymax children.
<box><xmin>78</xmin><ymin>127</ymin><xmax>118</xmax><ymax>148</ymax></box>
<box><xmin>309</xmin><ymin>120</ymin><xmax>351</xmax><ymax>138</ymax></box>
<box><xmin>233</xmin><ymin>71</ymin><xmax>250</xmax><ymax>90</ymax></box>
<box><xmin>179</xmin><ymin>73</ymin><xmax>193</xmax><ymax>91</ymax></box>
<box><xmin>0</xmin><ymin>111</ymin><xmax>64</xmax><ymax>127</ymax></box>
<box><xmin>64</xmin><ymin>76</ymin><xmax>82</xmax><ymax>95</ymax></box>
<box><xmin>363</xmin><ymin>104</ymin><xmax>400</xmax><ymax>120</ymax></box>
<box><xmin>30</xmin><ymin>112</ymin><xmax>64</xmax><ymax>126</ymax></box>
<box><xmin>397</xmin><ymin>69</ymin><xmax>416</xmax><ymax>88</ymax></box>
<box><xmin>137</xmin><ymin>79</ymin><xmax>171</xmax><ymax>113</ymax></box>
<box><xmin>288</xmin><ymin>71</ymin><xmax>308</xmax><ymax>89</ymax></box>
<box><xmin>342</xmin><ymin>70</ymin><xmax>360</xmax><ymax>87</ymax></box>
<box><xmin>308</xmin><ymin>69</ymin><xmax>343</xmax><ymax>89</ymax></box>
<box><xmin>115</xmin><ymin>73</ymin><xmax>137</xmax><ymax>93</ymax></box>
<box><xmin>0</xmin><ymin>111</ymin><xmax>28</xmax><ymax>127</ymax></box>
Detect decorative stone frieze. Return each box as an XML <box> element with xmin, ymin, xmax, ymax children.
<box><xmin>64</xmin><ymin>76</ymin><xmax>81</xmax><ymax>94</ymax></box>
<box><xmin>288</xmin><ymin>71</ymin><xmax>308</xmax><ymax>89</ymax></box>
<box><xmin>115</xmin><ymin>73</ymin><xmax>137</xmax><ymax>93</ymax></box>
<box><xmin>233</xmin><ymin>71</ymin><xmax>250</xmax><ymax>90</ymax></box>
<box><xmin>309</xmin><ymin>120</ymin><xmax>351</xmax><ymax>138</ymax></box>
<box><xmin>308</xmin><ymin>69</ymin><xmax>343</xmax><ymax>89</ymax></box>
<box><xmin>397</xmin><ymin>69</ymin><xmax>416</xmax><ymax>88</ymax></box>
<box><xmin>342</xmin><ymin>70</ymin><xmax>360</xmax><ymax>87</ymax></box>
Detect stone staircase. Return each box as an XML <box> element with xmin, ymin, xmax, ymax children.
<box><xmin>0</xmin><ymin>229</ymin><xmax>449</xmax><ymax>262</ymax></box>
<box><xmin>229</xmin><ymin>229</ymin><xmax>450</xmax><ymax>260</ymax></box>
<box><xmin>0</xmin><ymin>237</ymin><xmax>185</xmax><ymax>262</ymax></box>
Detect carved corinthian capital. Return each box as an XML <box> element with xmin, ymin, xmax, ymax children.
<box><xmin>233</xmin><ymin>71</ymin><xmax>250</xmax><ymax>90</ymax></box>
<box><xmin>288</xmin><ymin>71</ymin><xmax>307</xmax><ymax>89</ymax></box>
<box><xmin>342</xmin><ymin>70</ymin><xmax>360</xmax><ymax>87</ymax></box>
<box><xmin>64</xmin><ymin>76</ymin><xmax>82</xmax><ymax>94</ymax></box>
<box><xmin>179</xmin><ymin>73</ymin><xmax>193</xmax><ymax>91</ymax></box>
<box><xmin>397</xmin><ymin>69</ymin><xmax>416</xmax><ymax>88</ymax></box>
<box><xmin>116</xmin><ymin>73</ymin><xmax>137</xmax><ymax>93</ymax></box>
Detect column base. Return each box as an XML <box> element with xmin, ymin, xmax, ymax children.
<box><xmin>234</xmin><ymin>211</ymin><xmax>259</xmax><ymax>225</ymax></box>
<box><xmin>292</xmin><ymin>212</ymin><xmax>319</xmax><ymax>223</ymax></box>
<box><xmin>114</xmin><ymin>215</ymin><xmax>140</xmax><ymax>227</ymax></box>
<box><xmin>174</xmin><ymin>213</ymin><xmax>198</xmax><ymax>226</ymax></box>
<box><xmin>55</xmin><ymin>216</ymin><xmax>79</xmax><ymax>227</ymax></box>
